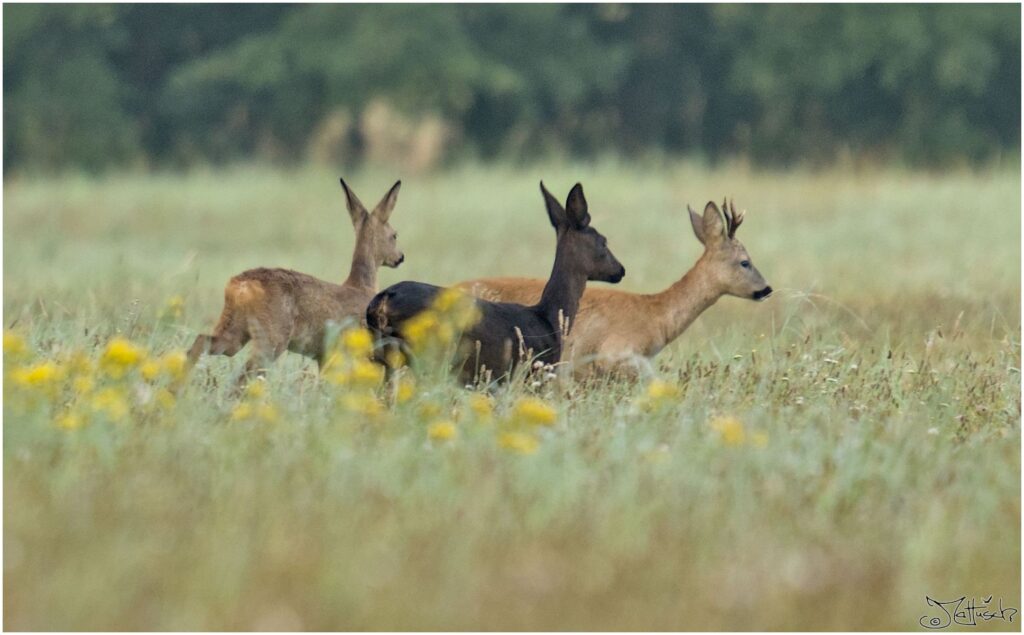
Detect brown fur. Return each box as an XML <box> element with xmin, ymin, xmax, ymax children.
<box><xmin>187</xmin><ymin>178</ymin><xmax>404</xmax><ymax>382</ymax></box>
<box><xmin>458</xmin><ymin>199</ymin><xmax>772</xmax><ymax>376</ymax></box>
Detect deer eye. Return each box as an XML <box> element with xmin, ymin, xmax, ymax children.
<box><xmin>740</xmin><ymin>260</ymin><xmax>751</xmax><ymax>269</ymax></box>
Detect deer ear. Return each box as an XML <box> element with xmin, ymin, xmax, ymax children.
<box><xmin>540</xmin><ymin>181</ymin><xmax>568</xmax><ymax>229</ymax></box>
<box><xmin>339</xmin><ymin>177</ymin><xmax>368</xmax><ymax>226</ymax></box>
<box><xmin>565</xmin><ymin>182</ymin><xmax>591</xmax><ymax>229</ymax></box>
<box><xmin>702</xmin><ymin>201</ymin><xmax>726</xmax><ymax>244</ymax></box>
<box><xmin>373</xmin><ymin>180</ymin><xmax>401</xmax><ymax>222</ymax></box>
<box><xmin>687</xmin><ymin>204</ymin><xmax>706</xmax><ymax>245</ymax></box>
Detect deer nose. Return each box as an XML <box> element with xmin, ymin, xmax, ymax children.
<box><xmin>610</xmin><ymin>266</ymin><xmax>625</xmax><ymax>283</ymax></box>
<box><xmin>752</xmin><ymin>286</ymin><xmax>773</xmax><ymax>301</ymax></box>
<box><xmin>396</xmin><ymin>254</ymin><xmax>405</xmax><ymax>266</ymax></box>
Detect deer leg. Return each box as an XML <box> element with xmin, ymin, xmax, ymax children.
<box><xmin>186</xmin><ymin>298</ymin><xmax>251</xmax><ymax>367</ymax></box>
<box><xmin>187</xmin><ymin>331</ymin><xmax>248</xmax><ymax>365</ymax></box>
<box><xmin>235</xmin><ymin>318</ymin><xmax>288</xmax><ymax>388</ymax></box>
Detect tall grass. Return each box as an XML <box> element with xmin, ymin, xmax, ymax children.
<box><xmin>3</xmin><ymin>162</ymin><xmax>1020</xmax><ymax>630</ymax></box>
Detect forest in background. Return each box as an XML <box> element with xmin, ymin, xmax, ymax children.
<box><xmin>3</xmin><ymin>3</ymin><xmax>1020</xmax><ymax>173</ymax></box>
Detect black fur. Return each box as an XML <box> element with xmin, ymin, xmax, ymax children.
<box><xmin>366</xmin><ymin>182</ymin><xmax>624</xmax><ymax>386</ymax></box>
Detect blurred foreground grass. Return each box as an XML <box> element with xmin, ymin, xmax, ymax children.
<box><xmin>3</xmin><ymin>161</ymin><xmax>1020</xmax><ymax>630</ymax></box>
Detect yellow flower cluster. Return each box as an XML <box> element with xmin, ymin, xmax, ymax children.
<box><xmin>467</xmin><ymin>393</ymin><xmax>493</xmax><ymax>422</ymax></box>
<box><xmin>491</xmin><ymin>396</ymin><xmax>559</xmax><ymax>455</ymax></box>
<box><xmin>402</xmin><ymin>287</ymin><xmax>481</xmax><ymax>352</ymax></box>
<box><xmin>498</xmin><ymin>431</ymin><xmax>540</xmax><ymax>455</ymax></box>
<box><xmin>230</xmin><ymin>380</ymin><xmax>281</xmax><ymax>423</ymax></box>
<box><xmin>395</xmin><ymin>376</ymin><xmax>416</xmax><ymax>404</ymax></box>
<box><xmin>417</xmin><ymin>391</ymin><xmax>498</xmax><ymax>443</ymax></box>
<box><xmin>4</xmin><ymin>330</ymin><xmax>29</xmax><ymax>361</ymax></box>
<box><xmin>160</xmin><ymin>295</ymin><xmax>185</xmax><ymax>321</ymax></box>
<box><xmin>427</xmin><ymin>420</ymin><xmax>457</xmax><ymax>442</ymax></box>
<box><xmin>709</xmin><ymin>415</ymin><xmax>768</xmax><ymax>448</ymax></box>
<box><xmin>340</xmin><ymin>392</ymin><xmax>384</xmax><ymax>418</ymax></box>
<box><xmin>322</xmin><ymin>326</ymin><xmax>388</xmax><ymax>420</ymax></box>
<box><xmin>140</xmin><ymin>351</ymin><xmax>187</xmax><ymax>383</ymax></box>
<box><xmin>91</xmin><ymin>387</ymin><xmax>131</xmax><ymax>423</ymax></box>
<box><xmin>11</xmin><ymin>362</ymin><xmax>63</xmax><ymax>391</ymax></box>
<box><xmin>323</xmin><ymin>327</ymin><xmax>384</xmax><ymax>389</ymax></box>
<box><xmin>100</xmin><ymin>337</ymin><xmax>147</xmax><ymax>378</ymax></box>
<box><xmin>636</xmin><ymin>378</ymin><xmax>681</xmax><ymax>411</ymax></box>
<box><xmin>510</xmin><ymin>397</ymin><xmax>557</xmax><ymax>426</ymax></box>
<box><xmin>5</xmin><ymin>328</ymin><xmax>187</xmax><ymax>430</ymax></box>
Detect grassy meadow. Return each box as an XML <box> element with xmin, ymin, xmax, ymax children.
<box><xmin>3</xmin><ymin>161</ymin><xmax>1021</xmax><ymax>630</ymax></box>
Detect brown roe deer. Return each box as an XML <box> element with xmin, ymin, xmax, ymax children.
<box><xmin>366</xmin><ymin>182</ymin><xmax>625</xmax><ymax>385</ymax></box>
<box><xmin>187</xmin><ymin>178</ymin><xmax>404</xmax><ymax>381</ymax></box>
<box><xmin>458</xmin><ymin>199</ymin><xmax>772</xmax><ymax>376</ymax></box>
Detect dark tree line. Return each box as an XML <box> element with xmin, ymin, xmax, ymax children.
<box><xmin>4</xmin><ymin>4</ymin><xmax>1020</xmax><ymax>172</ymax></box>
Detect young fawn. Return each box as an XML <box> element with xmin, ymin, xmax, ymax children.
<box><xmin>187</xmin><ymin>178</ymin><xmax>404</xmax><ymax>381</ymax></box>
<box><xmin>366</xmin><ymin>182</ymin><xmax>625</xmax><ymax>385</ymax></box>
<box><xmin>459</xmin><ymin>199</ymin><xmax>772</xmax><ymax>376</ymax></box>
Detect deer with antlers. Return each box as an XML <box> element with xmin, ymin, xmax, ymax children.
<box><xmin>458</xmin><ymin>198</ymin><xmax>771</xmax><ymax>377</ymax></box>
<box><xmin>186</xmin><ymin>178</ymin><xmax>404</xmax><ymax>382</ymax></box>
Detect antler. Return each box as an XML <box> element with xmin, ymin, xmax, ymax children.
<box><xmin>721</xmin><ymin>197</ymin><xmax>745</xmax><ymax>238</ymax></box>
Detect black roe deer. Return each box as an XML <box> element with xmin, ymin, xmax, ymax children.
<box><xmin>459</xmin><ymin>199</ymin><xmax>772</xmax><ymax>377</ymax></box>
<box><xmin>187</xmin><ymin>178</ymin><xmax>403</xmax><ymax>381</ymax></box>
<box><xmin>365</xmin><ymin>182</ymin><xmax>625</xmax><ymax>385</ymax></box>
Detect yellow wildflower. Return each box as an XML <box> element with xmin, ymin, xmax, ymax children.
<box><xmin>3</xmin><ymin>330</ymin><xmax>28</xmax><ymax>359</ymax></box>
<box><xmin>341</xmin><ymin>328</ymin><xmax>374</xmax><ymax>357</ymax></box>
<box><xmin>64</xmin><ymin>351</ymin><xmax>93</xmax><ymax>376</ymax></box>
<box><xmin>228</xmin><ymin>397</ymin><xmax>277</xmax><ymax>423</ymax></box>
<box><xmin>456</xmin><ymin>307</ymin><xmax>482</xmax><ymax>330</ymax></box>
<box><xmin>468</xmin><ymin>393</ymin><xmax>493</xmax><ymax>421</ymax></box>
<box><xmin>256</xmin><ymin>403</ymin><xmax>280</xmax><ymax>423</ymax></box>
<box><xmin>230</xmin><ymin>402</ymin><xmax>254</xmax><ymax>422</ymax></box>
<box><xmin>396</xmin><ymin>376</ymin><xmax>416</xmax><ymax>404</ymax></box>
<box><xmin>427</xmin><ymin>420</ymin><xmax>457</xmax><ymax>441</ymax></box>
<box><xmin>434</xmin><ymin>322</ymin><xmax>455</xmax><ymax>346</ymax></box>
<box><xmin>11</xmin><ymin>362</ymin><xmax>62</xmax><ymax>388</ymax></box>
<box><xmin>636</xmin><ymin>379</ymin><xmax>681</xmax><ymax>411</ymax></box>
<box><xmin>72</xmin><ymin>375</ymin><xmax>95</xmax><ymax>395</ymax></box>
<box><xmin>385</xmin><ymin>348</ymin><xmax>406</xmax><ymax>369</ymax></box>
<box><xmin>646</xmin><ymin>379</ymin><xmax>680</xmax><ymax>401</ymax></box>
<box><xmin>54</xmin><ymin>411</ymin><xmax>85</xmax><ymax>430</ymax></box>
<box><xmin>499</xmin><ymin>431</ymin><xmax>539</xmax><ymax>455</ymax></box>
<box><xmin>347</xmin><ymin>359</ymin><xmax>384</xmax><ymax>387</ymax></box>
<box><xmin>155</xmin><ymin>388</ymin><xmax>176</xmax><ymax>410</ymax></box>
<box><xmin>100</xmin><ymin>337</ymin><xmax>146</xmax><ymax>377</ymax></box>
<box><xmin>433</xmin><ymin>287</ymin><xmax>467</xmax><ymax>312</ymax></box>
<box><xmin>91</xmin><ymin>387</ymin><xmax>130</xmax><ymax>422</ymax></box>
<box><xmin>160</xmin><ymin>351</ymin><xmax>187</xmax><ymax>381</ymax></box>
<box><xmin>432</xmin><ymin>288</ymin><xmax>481</xmax><ymax>330</ymax></box>
<box><xmin>511</xmin><ymin>397</ymin><xmax>557</xmax><ymax>426</ymax></box>
<box><xmin>341</xmin><ymin>393</ymin><xmax>384</xmax><ymax>418</ymax></box>
<box><xmin>161</xmin><ymin>295</ymin><xmax>185</xmax><ymax>320</ymax></box>
<box><xmin>403</xmin><ymin>311</ymin><xmax>439</xmax><ymax>348</ymax></box>
<box><xmin>244</xmin><ymin>380</ymin><xmax>267</xmax><ymax>399</ymax></box>
<box><xmin>417</xmin><ymin>401</ymin><xmax>444</xmax><ymax>420</ymax></box>
<box><xmin>140</xmin><ymin>360</ymin><xmax>162</xmax><ymax>381</ymax></box>
<box><xmin>710</xmin><ymin>415</ymin><xmax>746</xmax><ymax>446</ymax></box>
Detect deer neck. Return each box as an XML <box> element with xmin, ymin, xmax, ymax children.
<box><xmin>651</xmin><ymin>256</ymin><xmax>723</xmax><ymax>348</ymax></box>
<box><xmin>537</xmin><ymin>240</ymin><xmax>587</xmax><ymax>338</ymax></box>
<box><xmin>344</xmin><ymin>225</ymin><xmax>378</xmax><ymax>291</ymax></box>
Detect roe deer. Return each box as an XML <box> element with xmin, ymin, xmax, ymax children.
<box><xmin>458</xmin><ymin>199</ymin><xmax>772</xmax><ymax>376</ymax></box>
<box><xmin>365</xmin><ymin>182</ymin><xmax>625</xmax><ymax>385</ymax></box>
<box><xmin>187</xmin><ymin>178</ymin><xmax>404</xmax><ymax>381</ymax></box>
